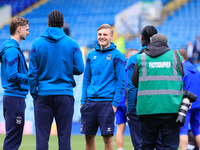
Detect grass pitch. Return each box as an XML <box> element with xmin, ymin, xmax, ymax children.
<box><xmin>0</xmin><ymin>134</ymin><xmax>133</xmax><ymax>150</ymax></box>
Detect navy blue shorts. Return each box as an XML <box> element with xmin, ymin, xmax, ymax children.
<box><xmin>115</xmin><ymin>105</ymin><xmax>127</xmax><ymax>125</ymax></box>
<box><xmin>81</xmin><ymin>100</ymin><xmax>115</xmax><ymax>136</ymax></box>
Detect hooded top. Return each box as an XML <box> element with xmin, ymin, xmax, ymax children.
<box><xmin>183</xmin><ymin>61</ymin><xmax>200</xmax><ymax>109</ymax></box>
<box><xmin>0</xmin><ymin>39</ymin><xmax>29</xmax><ymax>98</ymax></box>
<box><xmin>144</xmin><ymin>40</ymin><xmax>170</xmax><ymax>58</ymax></box>
<box><xmin>118</xmin><ymin>58</ymin><xmax>128</xmax><ymax>106</ymax></box>
<box><xmin>28</xmin><ymin>27</ymin><xmax>84</xmax><ymax>99</ymax></box>
<box><xmin>81</xmin><ymin>42</ymin><xmax>126</xmax><ymax>108</ymax></box>
<box><xmin>126</xmin><ymin>46</ymin><xmax>147</xmax><ymax>112</ymax></box>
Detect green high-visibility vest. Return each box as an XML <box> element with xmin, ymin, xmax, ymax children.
<box><xmin>136</xmin><ymin>50</ymin><xmax>183</xmax><ymax>115</ymax></box>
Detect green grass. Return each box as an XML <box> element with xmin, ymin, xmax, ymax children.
<box><xmin>0</xmin><ymin>134</ymin><xmax>133</xmax><ymax>150</ymax></box>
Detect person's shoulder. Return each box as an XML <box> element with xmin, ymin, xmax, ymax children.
<box><xmin>32</xmin><ymin>37</ymin><xmax>44</xmax><ymax>45</ymax></box>
<box><xmin>129</xmin><ymin>51</ymin><xmax>140</xmax><ymax>62</ymax></box>
<box><xmin>5</xmin><ymin>46</ymin><xmax>18</xmax><ymax>54</ymax></box>
<box><xmin>113</xmin><ymin>48</ymin><xmax>125</xmax><ymax>58</ymax></box>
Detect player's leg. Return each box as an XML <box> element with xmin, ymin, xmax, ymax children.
<box><xmin>54</xmin><ymin>95</ymin><xmax>74</xmax><ymax>150</ymax></box>
<box><xmin>126</xmin><ymin>109</ymin><xmax>141</xmax><ymax>150</ymax></box>
<box><xmin>180</xmin><ymin>135</ymin><xmax>189</xmax><ymax>150</ymax></box>
<box><xmin>81</xmin><ymin>100</ymin><xmax>99</xmax><ymax>150</ymax></box>
<box><xmin>190</xmin><ymin>109</ymin><xmax>200</xmax><ymax>148</ymax></box>
<box><xmin>103</xmin><ymin>134</ymin><xmax>114</xmax><ymax>150</ymax></box>
<box><xmin>34</xmin><ymin>96</ymin><xmax>54</xmax><ymax>150</ymax></box>
<box><xmin>115</xmin><ymin>106</ymin><xmax>126</xmax><ymax>150</ymax></box>
<box><xmin>180</xmin><ymin>110</ymin><xmax>191</xmax><ymax>150</ymax></box>
<box><xmin>116</xmin><ymin>123</ymin><xmax>126</xmax><ymax>150</ymax></box>
<box><xmin>85</xmin><ymin>135</ymin><xmax>96</xmax><ymax>150</ymax></box>
<box><xmin>3</xmin><ymin>96</ymin><xmax>25</xmax><ymax>150</ymax></box>
<box><xmin>98</xmin><ymin>101</ymin><xmax>115</xmax><ymax>150</ymax></box>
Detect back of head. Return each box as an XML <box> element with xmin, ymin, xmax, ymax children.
<box><xmin>178</xmin><ymin>49</ymin><xmax>188</xmax><ymax>61</ymax></box>
<box><xmin>141</xmin><ymin>25</ymin><xmax>157</xmax><ymax>46</ymax></box>
<box><xmin>151</xmin><ymin>34</ymin><xmax>168</xmax><ymax>43</ymax></box>
<box><xmin>48</xmin><ymin>10</ymin><xmax>64</xmax><ymax>28</ymax></box>
<box><xmin>10</xmin><ymin>16</ymin><xmax>28</xmax><ymax>36</ymax></box>
<box><xmin>97</xmin><ymin>24</ymin><xmax>113</xmax><ymax>35</ymax></box>
<box><xmin>125</xmin><ymin>48</ymin><xmax>138</xmax><ymax>58</ymax></box>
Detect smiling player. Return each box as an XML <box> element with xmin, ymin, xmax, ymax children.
<box><xmin>81</xmin><ymin>24</ymin><xmax>126</xmax><ymax>150</ymax></box>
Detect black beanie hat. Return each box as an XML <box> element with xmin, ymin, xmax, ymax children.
<box><xmin>141</xmin><ymin>26</ymin><xmax>157</xmax><ymax>47</ymax></box>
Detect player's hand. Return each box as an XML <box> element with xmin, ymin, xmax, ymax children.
<box><xmin>112</xmin><ymin>105</ymin><xmax>117</xmax><ymax>113</ymax></box>
<box><xmin>81</xmin><ymin>105</ymin><xmax>84</xmax><ymax>108</ymax></box>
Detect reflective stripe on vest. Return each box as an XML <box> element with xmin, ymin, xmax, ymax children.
<box><xmin>138</xmin><ymin>52</ymin><xmax>182</xmax><ymax>96</ymax></box>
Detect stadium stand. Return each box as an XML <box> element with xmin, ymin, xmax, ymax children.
<box><xmin>0</xmin><ymin>0</ymin><xmax>39</xmax><ymax>16</ymax></box>
<box><xmin>126</xmin><ymin>0</ymin><xmax>200</xmax><ymax>51</ymax></box>
<box><xmin>0</xmin><ymin>0</ymin><xmax>139</xmax><ymax>50</ymax></box>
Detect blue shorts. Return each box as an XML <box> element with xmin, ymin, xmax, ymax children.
<box><xmin>115</xmin><ymin>105</ymin><xmax>127</xmax><ymax>125</ymax></box>
<box><xmin>81</xmin><ymin>100</ymin><xmax>115</xmax><ymax>136</ymax></box>
<box><xmin>180</xmin><ymin>109</ymin><xmax>200</xmax><ymax>137</ymax></box>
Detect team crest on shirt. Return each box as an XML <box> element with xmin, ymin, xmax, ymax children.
<box><xmin>106</xmin><ymin>54</ymin><xmax>112</xmax><ymax>61</ymax></box>
<box><xmin>16</xmin><ymin>116</ymin><xmax>22</xmax><ymax>124</ymax></box>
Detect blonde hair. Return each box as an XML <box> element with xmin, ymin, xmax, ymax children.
<box><xmin>97</xmin><ymin>24</ymin><xmax>113</xmax><ymax>35</ymax></box>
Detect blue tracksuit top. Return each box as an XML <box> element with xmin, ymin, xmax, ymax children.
<box><xmin>0</xmin><ymin>39</ymin><xmax>29</xmax><ymax>98</ymax></box>
<box><xmin>28</xmin><ymin>27</ymin><xmax>84</xmax><ymax>99</ymax></box>
<box><xmin>81</xmin><ymin>42</ymin><xmax>126</xmax><ymax>108</ymax></box>
<box><xmin>127</xmin><ymin>46</ymin><xmax>146</xmax><ymax>112</ymax></box>
<box><xmin>118</xmin><ymin>58</ymin><xmax>128</xmax><ymax>106</ymax></box>
<box><xmin>183</xmin><ymin>60</ymin><xmax>200</xmax><ymax>110</ymax></box>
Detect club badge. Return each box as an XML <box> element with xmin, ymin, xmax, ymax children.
<box><xmin>16</xmin><ymin>116</ymin><xmax>22</xmax><ymax>124</ymax></box>
<box><xmin>106</xmin><ymin>54</ymin><xmax>112</xmax><ymax>61</ymax></box>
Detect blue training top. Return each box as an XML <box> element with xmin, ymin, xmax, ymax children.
<box><xmin>0</xmin><ymin>39</ymin><xmax>29</xmax><ymax>98</ymax></box>
<box><xmin>118</xmin><ymin>58</ymin><xmax>128</xmax><ymax>106</ymax></box>
<box><xmin>28</xmin><ymin>27</ymin><xmax>84</xmax><ymax>99</ymax></box>
<box><xmin>183</xmin><ymin>60</ymin><xmax>200</xmax><ymax>110</ymax></box>
<box><xmin>81</xmin><ymin>42</ymin><xmax>126</xmax><ymax>108</ymax></box>
<box><xmin>127</xmin><ymin>46</ymin><xmax>146</xmax><ymax>112</ymax></box>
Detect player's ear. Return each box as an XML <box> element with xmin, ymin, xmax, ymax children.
<box><xmin>48</xmin><ymin>20</ymin><xmax>51</xmax><ymax>27</ymax></box>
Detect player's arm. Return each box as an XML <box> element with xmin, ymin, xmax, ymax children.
<box><xmin>132</xmin><ymin>62</ymin><xmax>139</xmax><ymax>88</ymax></box>
<box><xmin>73</xmin><ymin>42</ymin><xmax>84</xmax><ymax>75</ymax></box>
<box><xmin>81</xmin><ymin>54</ymin><xmax>92</xmax><ymax>105</ymax></box>
<box><xmin>112</xmin><ymin>53</ymin><xmax>126</xmax><ymax>108</ymax></box>
<box><xmin>5</xmin><ymin>48</ymin><xmax>28</xmax><ymax>83</ymax></box>
<box><xmin>28</xmin><ymin>45</ymin><xmax>38</xmax><ymax>99</ymax></box>
<box><xmin>127</xmin><ymin>55</ymin><xmax>138</xmax><ymax>112</ymax></box>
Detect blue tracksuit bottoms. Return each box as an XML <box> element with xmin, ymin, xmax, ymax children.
<box><xmin>34</xmin><ymin>95</ymin><xmax>74</xmax><ymax>150</ymax></box>
<box><xmin>127</xmin><ymin>109</ymin><xmax>163</xmax><ymax>150</ymax></box>
<box><xmin>3</xmin><ymin>95</ymin><xmax>26</xmax><ymax>150</ymax></box>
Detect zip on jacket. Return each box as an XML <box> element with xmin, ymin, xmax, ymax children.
<box><xmin>81</xmin><ymin>42</ymin><xmax>126</xmax><ymax>108</ymax></box>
